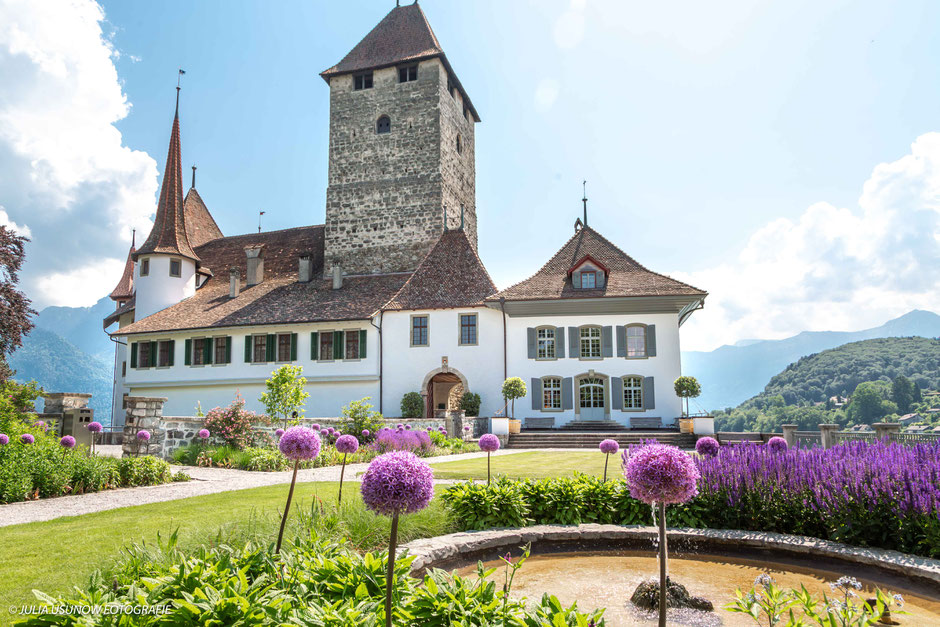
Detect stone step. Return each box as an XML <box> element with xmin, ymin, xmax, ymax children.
<box><xmin>507</xmin><ymin>431</ymin><xmax>696</xmax><ymax>449</ymax></box>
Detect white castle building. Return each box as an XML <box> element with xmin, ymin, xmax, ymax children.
<box><xmin>105</xmin><ymin>4</ymin><xmax>706</xmax><ymax>428</ymax></box>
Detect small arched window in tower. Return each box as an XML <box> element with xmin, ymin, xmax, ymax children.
<box><xmin>456</xmin><ymin>133</ymin><xmax>462</xmax><ymax>154</ymax></box>
<box><xmin>377</xmin><ymin>115</ymin><xmax>391</xmax><ymax>134</ymax></box>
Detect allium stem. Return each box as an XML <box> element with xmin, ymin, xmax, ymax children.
<box><xmin>275</xmin><ymin>460</ymin><xmax>299</xmax><ymax>554</ymax></box>
<box><xmin>658</xmin><ymin>500</ymin><xmax>667</xmax><ymax>627</ymax></box>
<box><xmin>487</xmin><ymin>451</ymin><xmax>491</xmax><ymax>486</ymax></box>
<box><xmin>385</xmin><ymin>512</ymin><xmax>399</xmax><ymax>627</ymax></box>
<box><xmin>603</xmin><ymin>453</ymin><xmax>609</xmax><ymax>482</ymax></box>
<box><xmin>338</xmin><ymin>452</ymin><xmax>347</xmax><ymax>505</ymax></box>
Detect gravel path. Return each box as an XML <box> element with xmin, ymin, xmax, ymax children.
<box><xmin>0</xmin><ymin>449</ymin><xmax>528</xmax><ymax>528</ymax></box>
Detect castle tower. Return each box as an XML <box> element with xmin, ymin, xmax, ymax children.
<box><xmin>320</xmin><ymin>2</ymin><xmax>479</xmax><ymax>277</ymax></box>
<box><xmin>133</xmin><ymin>90</ymin><xmax>199</xmax><ymax>319</ymax></box>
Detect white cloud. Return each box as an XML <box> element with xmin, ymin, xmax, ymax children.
<box><xmin>554</xmin><ymin>0</ymin><xmax>586</xmax><ymax>49</ymax></box>
<box><xmin>677</xmin><ymin>132</ymin><xmax>940</xmax><ymax>352</ymax></box>
<box><xmin>0</xmin><ymin>0</ymin><xmax>157</xmax><ymax>309</ymax></box>
<box><xmin>35</xmin><ymin>258</ymin><xmax>125</xmax><ymax>307</ymax></box>
<box><xmin>0</xmin><ymin>207</ymin><xmax>31</xmax><ymax>237</ymax></box>
<box><xmin>534</xmin><ymin>78</ymin><xmax>560</xmax><ymax>112</ymax></box>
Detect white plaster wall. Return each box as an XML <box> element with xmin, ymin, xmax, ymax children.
<box><xmin>381</xmin><ymin>307</ymin><xmax>505</xmax><ymax>418</ymax></box>
<box><xmin>109</xmin><ymin>311</ymin><xmax>134</xmax><ymax>427</ymax></box>
<box><xmin>124</xmin><ymin>321</ymin><xmax>380</xmax><ymax>417</ymax></box>
<box><xmin>505</xmin><ymin>312</ymin><xmax>683</xmax><ymax>427</ymax></box>
<box><xmin>135</xmin><ymin>255</ymin><xmax>197</xmax><ymax>320</ymax></box>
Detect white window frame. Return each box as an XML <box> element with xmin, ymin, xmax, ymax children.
<box><xmin>536</xmin><ymin>326</ymin><xmax>556</xmax><ymax>360</ymax></box>
<box><xmin>343</xmin><ymin>329</ymin><xmax>361</xmax><ymax>361</ymax></box>
<box><xmin>276</xmin><ymin>332</ymin><xmax>293</xmax><ymax>363</ymax></box>
<box><xmin>579</xmin><ymin>325</ymin><xmax>602</xmax><ymax>360</ymax></box>
<box><xmin>318</xmin><ymin>330</ymin><xmax>335</xmax><ymax>362</ymax></box>
<box><xmin>156</xmin><ymin>339</ymin><xmax>173</xmax><ymax>368</ymax></box>
<box><xmin>622</xmin><ymin>375</ymin><xmax>644</xmax><ymax>411</ymax></box>
<box><xmin>213</xmin><ymin>336</ymin><xmax>228</xmax><ymax>366</ymax></box>
<box><xmin>580</xmin><ymin>270</ymin><xmax>596</xmax><ymax>289</ymax></box>
<box><xmin>541</xmin><ymin>376</ymin><xmax>562</xmax><ymax>411</ymax></box>
<box><xmin>191</xmin><ymin>337</ymin><xmax>207</xmax><ymax>367</ymax></box>
<box><xmin>251</xmin><ymin>334</ymin><xmax>268</xmax><ymax>364</ymax></box>
<box><xmin>139</xmin><ymin>258</ymin><xmax>150</xmax><ymax>277</ymax></box>
<box><xmin>169</xmin><ymin>258</ymin><xmax>181</xmax><ymax>278</ymax></box>
<box><xmin>626</xmin><ymin>324</ymin><xmax>647</xmax><ymax>359</ymax></box>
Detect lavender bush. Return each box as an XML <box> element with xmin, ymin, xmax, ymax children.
<box><xmin>372</xmin><ymin>429</ymin><xmax>433</xmax><ymax>456</ymax></box>
<box><xmin>275</xmin><ymin>426</ymin><xmax>321</xmax><ymax>553</ymax></box>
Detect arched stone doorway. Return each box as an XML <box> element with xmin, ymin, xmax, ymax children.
<box><xmin>422</xmin><ymin>367</ymin><xmax>469</xmax><ymax>418</ymax></box>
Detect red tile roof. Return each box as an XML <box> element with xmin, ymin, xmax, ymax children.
<box><xmin>109</xmin><ymin>244</ymin><xmax>136</xmax><ymax>301</ymax></box>
<box><xmin>384</xmin><ymin>230</ymin><xmax>496</xmax><ymax>311</ymax></box>
<box><xmin>319</xmin><ymin>3</ymin><xmax>480</xmax><ymax>122</ymax></box>
<box><xmin>490</xmin><ymin>226</ymin><xmax>707</xmax><ymax>302</ymax></box>
<box><xmin>135</xmin><ymin>102</ymin><xmax>199</xmax><ymax>263</ymax></box>
<box><xmin>183</xmin><ymin>187</ymin><xmax>223</xmax><ymax>248</ymax></box>
<box><xmin>103</xmin><ymin>294</ymin><xmax>135</xmax><ymax>329</ymax></box>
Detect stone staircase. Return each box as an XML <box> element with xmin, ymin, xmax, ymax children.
<box><xmin>558</xmin><ymin>420</ymin><xmax>628</xmax><ymax>432</ymax></box>
<box><xmin>508</xmin><ymin>430</ymin><xmax>696</xmax><ymax>449</ymax></box>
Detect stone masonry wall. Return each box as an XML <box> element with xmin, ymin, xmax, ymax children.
<box><xmin>324</xmin><ymin>58</ymin><xmax>477</xmax><ymax>277</ymax></box>
<box><xmin>122</xmin><ymin>396</ymin><xmax>167</xmax><ymax>458</ymax></box>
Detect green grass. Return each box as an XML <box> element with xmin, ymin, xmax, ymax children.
<box><xmin>0</xmin><ymin>482</ymin><xmax>454</xmax><ymax>622</ymax></box>
<box><xmin>429</xmin><ymin>450</ymin><xmax>619</xmax><ymax>480</ymax></box>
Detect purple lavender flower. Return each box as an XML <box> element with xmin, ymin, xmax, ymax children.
<box><xmin>198</xmin><ymin>428</ymin><xmax>211</xmax><ymax>440</ymax></box>
<box><xmin>599</xmin><ymin>439</ymin><xmax>619</xmax><ymax>455</ymax></box>
<box><xmin>360</xmin><ymin>451</ymin><xmax>434</xmax><ymax>516</ymax></box>
<box><xmin>623</xmin><ymin>444</ymin><xmax>699</xmax><ymax>505</ymax></box>
<box><xmin>86</xmin><ymin>422</ymin><xmax>103</xmax><ymax>433</ymax></box>
<box><xmin>478</xmin><ymin>433</ymin><xmax>500</xmax><ymax>452</ymax></box>
<box><xmin>695</xmin><ymin>436</ymin><xmax>720</xmax><ymax>457</ymax></box>
<box><xmin>278</xmin><ymin>426</ymin><xmax>321</xmax><ymax>460</ymax></box>
<box><xmin>60</xmin><ymin>435</ymin><xmax>76</xmax><ymax>449</ymax></box>
<box><xmin>0</xmin><ymin>434</ymin><xmax>8</xmax><ymax>445</ymax></box>
<box><xmin>137</xmin><ymin>430</ymin><xmax>151</xmax><ymax>441</ymax></box>
<box><xmin>21</xmin><ymin>433</ymin><xmax>34</xmax><ymax>444</ymax></box>
<box><xmin>336</xmin><ymin>434</ymin><xmax>360</xmax><ymax>454</ymax></box>
<box><xmin>767</xmin><ymin>436</ymin><xmax>788</xmax><ymax>453</ymax></box>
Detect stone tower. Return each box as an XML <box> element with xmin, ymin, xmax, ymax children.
<box><xmin>320</xmin><ymin>3</ymin><xmax>479</xmax><ymax>277</ymax></box>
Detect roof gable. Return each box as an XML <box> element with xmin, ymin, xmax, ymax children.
<box><xmin>567</xmin><ymin>254</ymin><xmax>610</xmax><ymax>277</ymax></box>
<box><xmin>183</xmin><ymin>188</ymin><xmax>223</xmax><ymax>248</ymax></box>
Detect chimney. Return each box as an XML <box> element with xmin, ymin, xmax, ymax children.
<box><xmin>298</xmin><ymin>255</ymin><xmax>312</xmax><ymax>283</ymax></box>
<box><xmin>229</xmin><ymin>268</ymin><xmax>240</xmax><ymax>298</ymax></box>
<box><xmin>245</xmin><ymin>245</ymin><xmax>264</xmax><ymax>286</ymax></box>
<box><xmin>332</xmin><ymin>265</ymin><xmax>343</xmax><ymax>290</ymax></box>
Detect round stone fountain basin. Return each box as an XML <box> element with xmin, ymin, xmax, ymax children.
<box><xmin>401</xmin><ymin>525</ymin><xmax>940</xmax><ymax>626</ymax></box>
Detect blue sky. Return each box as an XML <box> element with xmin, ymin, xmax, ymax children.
<box><xmin>1</xmin><ymin>0</ymin><xmax>938</xmax><ymax>351</ymax></box>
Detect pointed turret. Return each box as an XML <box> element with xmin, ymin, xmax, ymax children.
<box><xmin>109</xmin><ymin>233</ymin><xmax>136</xmax><ymax>303</ymax></box>
<box><xmin>135</xmin><ymin>90</ymin><xmax>199</xmax><ymax>262</ymax></box>
<box><xmin>183</xmin><ymin>165</ymin><xmax>223</xmax><ymax>248</ymax></box>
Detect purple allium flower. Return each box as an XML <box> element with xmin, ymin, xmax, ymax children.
<box><xmin>767</xmin><ymin>436</ymin><xmax>788</xmax><ymax>453</ymax></box>
<box><xmin>464</xmin><ymin>425</ymin><xmax>471</xmax><ymax>431</ymax></box>
<box><xmin>695</xmin><ymin>436</ymin><xmax>720</xmax><ymax>457</ymax></box>
<box><xmin>623</xmin><ymin>443</ymin><xmax>699</xmax><ymax>505</ymax></box>
<box><xmin>360</xmin><ymin>451</ymin><xmax>434</xmax><ymax>516</ymax></box>
<box><xmin>198</xmin><ymin>428</ymin><xmax>211</xmax><ymax>439</ymax></box>
<box><xmin>311</xmin><ymin>423</ymin><xmax>321</xmax><ymax>431</ymax></box>
<box><xmin>278</xmin><ymin>426</ymin><xmax>321</xmax><ymax>460</ymax></box>
<box><xmin>34</xmin><ymin>421</ymin><xmax>48</xmax><ymax>432</ymax></box>
<box><xmin>336</xmin><ymin>434</ymin><xmax>359</xmax><ymax>454</ymax></box>
<box><xmin>21</xmin><ymin>433</ymin><xmax>34</xmax><ymax>444</ymax></box>
<box><xmin>362</xmin><ymin>429</ymin><xmax>370</xmax><ymax>437</ymax></box>
<box><xmin>426</xmin><ymin>427</ymin><xmax>433</xmax><ymax>432</ymax></box>
<box><xmin>405</xmin><ymin>424</ymin><xmax>412</xmax><ymax>430</ymax></box>
<box><xmin>86</xmin><ymin>422</ymin><xmax>103</xmax><ymax>433</ymax></box>
<box><xmin>478</xmin><ymin>433</ymin><xmax>500</xmax><ymax>452</ymax></box>
<box><xmin>599</xmin><ymin>439</ymin><xmax>619</xmax><ymax>455</ymax></box>
<box><xmin>137</xmin><ymin>430</ymin><xmax>151</xmax><ymax>441</ymax></box>
<box><xmin>0</xmin><ymin>433</ymin><xmax>8</xmax><ymax>445</ymax></box>
<box><xmin>60</xmin><ymin>435</ymin><xmax>76</xmax><ymax>448</ymax></box>
<box><xmin>327</xmin><ymin>427</ymin><xmax>336</xmax><ymax>435</ymax></box>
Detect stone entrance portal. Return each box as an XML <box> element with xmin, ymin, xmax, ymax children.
<box><xmin>426</xmin><ymin>372</ymin><xmax>462</xmax><ymax>418</ymax></box>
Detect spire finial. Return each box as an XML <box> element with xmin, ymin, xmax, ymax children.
<box><xmin>582</xmin><ymin>180</ymin><xmax>588</xmax><ymax>227</ymax></box>
<box><xmin>131</xmin><ymin>228</ymin><xmax>136</xmax><ymax>248</ymax></box>
<box><xmin>258</xmin><ymin>210</ymin><xmax>265</xmax><ymax>233</ymax></box>
<box><xmin>191</xmin><ymin>164</ymin><xmax>197</xmax><ymax>189</ymax></box>
<box><xmin>176</xmin><ymin>68</ymin><xmax>185</xmax><ymax>115</ymax></box>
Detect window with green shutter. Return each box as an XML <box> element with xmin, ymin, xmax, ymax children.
<box><xmin>203</xmin><ymin>337</ymin><xmax>212</xmax><ymax>364</ymax></box>
<box><xmin>244</xmin><ymin>336</ymin><xmax>252</xmax><ymax>363</ymax></box>
<box><xmin>184</xmin><ymin>339</ymin><xmax>192</xmax><ymax>366</ymax></box>
<box><xmin>290</xmin><ymin>333</ymin><xmax>297</xmax><ymax>361</ymax></box>
<box><xmin>130</xmin><ymin>342</ymin><xmax>138</xmax><ymax>368</ymax></box>
<box><xmin>265</xmin><ymin>334</ymin><xmax>276</xmax><ymax>362</ymax></box>
<box><xmin>359</xmin><ymin>329</ymin><xmax>367</xmax><ymax>359</ymax></box>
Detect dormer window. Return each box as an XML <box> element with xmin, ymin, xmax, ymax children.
<box><xmin>568</xmin><ymin>254</ymin><xmax>609</xmax><ymax>290</ymax></box>
<box><xmin>354</xmin><ymin>72</ymin><xmax>373</xmax><ymax>90</ymax></box>
<box><xmin>398</xmin><ymin>65</ymin><xmax>417</xmax><ymax>82</ymax></box>
<box><xmin>581</xmin><ymin>271</ymin><xmax>596</xmax><ymax>289</ymax></box>
<box><xmin>169</xmin><ymin>259</ymin><xmax>181</xmax><ymax>277</ymax></box>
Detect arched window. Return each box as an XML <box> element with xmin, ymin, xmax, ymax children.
<box><xmin>626</xmin><ymin>324</ymin><xmax>647</xmax><ymax>358</ymax></box>
<box><xmin>376</xmin><ymin>115</ymin><xmax>391</xmax><ymax>134</ymax></box>
<box><xmin>456</xmin><ymin>133</ymin><xmax>462</xmax><ymax>154</ymax></box>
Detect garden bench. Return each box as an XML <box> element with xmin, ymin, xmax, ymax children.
<box><xmin>630</xmin><ymin>417</ymin><xmax>662</xmax><ymax>430</ymax></box>
<box><xmin>525</xmin><ymin>417</ymin><xmax>555</xmax><ymax>429</ymax></box>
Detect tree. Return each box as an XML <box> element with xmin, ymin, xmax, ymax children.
<box><xmin>259</xmin><ymin>365</ymin><xmax>309</xmax><ymax>430</ymax></box>
<box><xmin>912</xmin><ymin>382</ymin><xmax>923</xmax><ymax>403</ymax></box>
<box><xmin>847</xmin><ymin>382</ymin><xmax>885</xmax><ymax>423</ymax></box>
<box><xmin>892</xmin><ymin>375</ymin><xmax>914</xmax><ymax>413</ymax></box>
<box><xmin>400</xmin><ymin>392</ymin><xmax>424</xmax><ymax>418</ymax></box>
<box><xmin>673</xmin><ymin>376</ymin><xmax>701</xmax><ymax>416</ymax></box>
<box><xmin>501</xmin><ymin>377</ymin><xmax>526</xmax><ymax>419</ymax></box>
<box><xmin>459</xmin><ymin>391</ymin><xmax>481</xmax><ymax>417</ymax></box>
<box><xmin>0</xmin><ymin>226</ymin><xmax>35</xmax><ymax>381</ymax></box>
<box><xmin>341</xmin><ymin>397</ymin><xmax>384</xmax><ymax>439</ymax></box>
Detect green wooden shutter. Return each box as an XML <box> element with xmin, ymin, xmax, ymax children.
<box><xmin>204</xmin><ymin>338</ymin><xmax>212</xmax><ymax>365</ymax></box>
<box><xmin>150</xmin><ymin>342</ymin><xmax>158</xmax><ymax>368</ymax></box>
<box><xmin>359</xmin><ymin>329</ymin><xmax>367</xmax><ymax>358</ymax></box>
<box><xmin>311</xmin><ymin>332</ymin><xmax>319</xmax><ymax>360</ymax></box>
<box><xmin>290</xmin><ymin>333</ymin><xmax>297</xmax><ymax>361</ymax></box>
<box><xmin>130</xmin><ymin>342</ymin><xmax>138</xmax><ymax>368</ymax></box>
<box><xmin>245</xmin><ymin>336</ymin><xmax>252</xmax><ymax>362</ymax></box>
<box><xmin>225</xmin><ymin>337</ymin><xmax>232</xmax><ymax>363</ymax></box>
<box><xmin>168</xmin><ymin>340</ymin><xmax>175</xmax><ymax>367</ymax></box>
<box><xmin>333</xmin><ymin>331</ymin><xmax>343</xmax><ymax>360</ymax></box>
<box><xmin>266</xmin><ymin>334</ymin><xmax>275</xmax><ymax>362</ymax></box>
<box><xmin>184</xmin><ymin>339</ymin><xmax>192</xmax><ymax>366</ymax></box>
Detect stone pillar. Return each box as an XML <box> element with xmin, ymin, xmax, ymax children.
<box><xmin>781</xmin><ymin>424</ymin><xmax>798</xmax><ymax>448</ymax></box>
<box><xmin>873</xmin><ymin>422</ymin><xmax>900</xmax><ymax>442</ymax></box>
<box><xmin>42</xmin><ymin>393</ymin><xmax>91</xmax><ymax>415</ymax></box>
<box><xmin>818</xmin><ymin>424</ymin><xmax>839</xmax><ymax>449</ymax></box>
<box><xmin>122</xmin><ymin>396</ymin><xmax>167</xmax><ymax>458</ymax></box>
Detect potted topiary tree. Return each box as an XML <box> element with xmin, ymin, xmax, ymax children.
<box><xmin>673</xmin><ymin>376</ymin><xmax>702</xmax><ymax>434</ymax></box>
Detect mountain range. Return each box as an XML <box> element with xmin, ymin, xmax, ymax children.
<box><xmin>682</xmin><ymin>310</ymin><xmax>940</xmax><ymax>411</ymax></box>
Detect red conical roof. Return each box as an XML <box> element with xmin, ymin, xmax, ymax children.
<box><xmin>135</xmin><ymin>95</ymin><xmax>199</xmax><ymax>262</ymax></box>
<box><xmin>109</xmin><ymin>242</ymin><xmax>136</xmax><ymax>301</ymax></box>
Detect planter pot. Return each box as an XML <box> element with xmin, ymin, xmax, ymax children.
<box><xmin>490</xmin><ymin>417</ymin><xmax>509</xmax><ymax>435</ymax></box>
<box><xmin>678</xmin><ymin>418</ymin><xmax>694</xmax><ymax>434</ymax></box>
<box><xmin>508</xmin><ymin>419</ymin><xmax>521</xmax><ymax>434</ymax></box>
<box><xmin>692</xmin><ymin>416</ymin><xmax>715</xmax><ymax>435</ymax></box>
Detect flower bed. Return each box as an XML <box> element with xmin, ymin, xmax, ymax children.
<box><xmin>442</xmin><ymin>440</ymin><xmax>940</xmax><ymax>558</ymax></box>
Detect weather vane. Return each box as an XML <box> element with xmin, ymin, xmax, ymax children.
<box><xmin>582</xmin><ymin>180</ymin><xmax>588</xmax><ymax>227</ymax></box>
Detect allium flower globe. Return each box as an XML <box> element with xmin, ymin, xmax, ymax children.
<box><xmin>695</xmin><ymin>436</ymin><xmax>720</xmax><ymax>457</ymax></box>
<box><xmin>361</xmin><ymin>429</ymin><xmax>370</xmax><ymax>437</ymax></box>
<box><xmin>767</xmin><ymin>436</ymin><xmax>788</xmax><ymax>453</ymax></box>
<box><xmin>478</xmin><ymin>433</ymin><xmax>500</xmax><ymax>452</ymax></box>
<box><xmin>60</xmin><ymin>435</ymin><xmax>76</xmax><ymax>448</ymax></box>
<box><xmin>599</xmin><ymin>439</ymin><xmax>619</xmax><ymax>455</ymax></box>
<box><xmin>0</xmin><ymin>434</ymin><xmax>8</xmax><ymax>446</ymax></box>
<box><xmin>274</xmin><ymin>428</ymin><xmax>285</xmax><ymax>438</ymax></box>
<box><xmin>360</xmin><ymin>451</ymin><xmax>434</xmax><ymax>516</ymax></box>
<box><xmin>405</xmin><ymin>424</ymin><xmax>412</xmax><ymax>430</ymax></box>
<box><xmin>623</xmin><ymin>444</ymin><xmax>699</xmax><ymax>505</ymax></box>
<box><xmin>86</xmin><ymin>422</ymin><xmax>103</xmax><ymax>433</ymax></box>
<box><xmin>21</xmin><ymin>434</ymin><xmax>34</xmax><ymax>444</ymax></box>
<box><xmin>336</xmin><ymin>434</ymin><xmax>360</xmax><ymax>454</ymax></box>
<box><xmin>198</xmin><ymin>428</ymin><xmax>210</xmax><ymax>439</ymax></box>
<box><xmin>311</xmin><ymin>423</ymin><xmax>321</xmax><ymax>431</ymax></box>
<box><xmin>137</xmin><ymin>430</ymin><xmax>151</xmax><ymax>441</ymax></box>
<box><xmin>278</xmin><ymin>426</ymin><xmax>322</xmax><ymax>460</ymax></box>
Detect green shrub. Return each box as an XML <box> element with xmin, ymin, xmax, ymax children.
<box><xmin>441</xmin><ymin>477</ymin><xmax>532</xmax><ymax>530</ymax></box>
<box><xmin>459</xmin><ymin>392</ymin><xmax>481</xmax><ymax>416</ymax></box>
<box><xmin>245</xmin><ymin>447</ymin><xmax>291</xmax><ymax>472</ymax></box>
<box><xmin>203</xmin><ymin>394</ymin><xmax>271</xmax><ymax>449</ymax></box>
<box><xmin>117</xmin><ymin>456</ymin><xmax>172</xmax><ymax>487</ymax></box>
<box><xmin>340</xmin><ymin>397</ymin><xmax>385</xmax><ymax>440</ymax></box>
<box><xmin>400</xmin><ymin>392</ymin><xmax>424</xmax><ymax>418</ymax></box>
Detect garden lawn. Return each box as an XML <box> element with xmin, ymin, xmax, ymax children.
<box><xmin>430</xmin><ymin>450</ymin><xmax>615</xmax><ymax>480</ymax></box>
<box><xmin>0</xmin><ymin>482</ymin><xmax>454</xmax><ymax>621</ymax></box>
